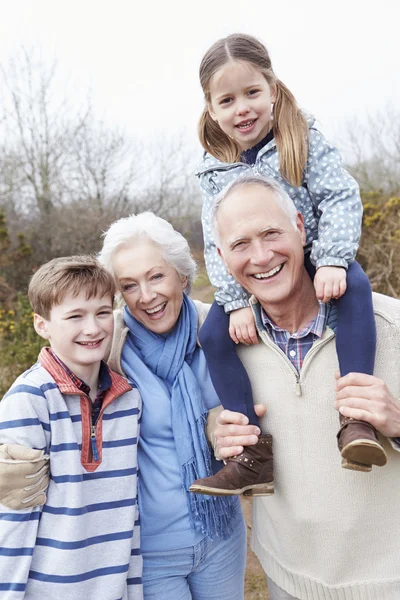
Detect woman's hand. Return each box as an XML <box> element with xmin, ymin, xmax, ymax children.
<box><xmin>0</xmin><ymin>444</ymin><xmax>49</xmax><ymax>509</ymax></box>
<box><xmin>314</xmin><ymin>266</ymin><xmax>347</xmax><ymax>303</ymax></box>
<box><xmin>229</xmin><ymin>307</ymin><xmax>258</xmax><ymax>345</ymax></box>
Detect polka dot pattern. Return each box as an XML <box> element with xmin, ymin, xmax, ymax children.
<box><xmin>197</xmin><ymin>125</ymin><xmax>362</xmax><ymax>312</ymax></box>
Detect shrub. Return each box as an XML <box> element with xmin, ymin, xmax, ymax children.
<box><xmin>0</xmin><ymin>294</ymin><xmax>46</xmax><ymax>397</ymax></box>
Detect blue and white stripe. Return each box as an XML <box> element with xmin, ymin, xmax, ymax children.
<box><xmin>0</xmin><ymin>362</ymin><xmax>142</xmax><ymax>599</ymax></box>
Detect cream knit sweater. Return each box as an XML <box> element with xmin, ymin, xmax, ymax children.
<box><xmin>238</xmin><ymin>292</ymin><xmax>400</xmax><ymax>600</ymax></box>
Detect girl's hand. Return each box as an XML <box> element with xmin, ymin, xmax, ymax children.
<box><xmin>229</xmin><ymin>306</ymin><xmax>258</xmax><ymax>345</ymax></box>
<box><xmin>314</xmin><ymin>266</ymin><xmax>347</xmax><ymax>303</ymax></box>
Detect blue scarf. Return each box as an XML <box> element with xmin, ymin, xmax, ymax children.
<box><xmin>121</xmin><ymin>294</ymin><xmax>235</xmax><ymax>540</ymax></box>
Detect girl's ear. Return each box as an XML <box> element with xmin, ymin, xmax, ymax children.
<box><xmin>270</xmin><ymin>83</ymin><xmax>277</xmax><ymax>103</ymax></box>
<box><xmin>207</xmin><ymin>104</ymin><xmax>218</xmax><ymax>123</ymax></box>
<box><xmin>34</xmin><ymin>314</ymin><xmax>50</xmax><ymax>340</ymax></box>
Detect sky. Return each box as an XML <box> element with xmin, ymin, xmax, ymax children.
<box><xmin>1</xmin><ymin>0</ymin><xmax>399</xmax><ymax>159</ymax></box>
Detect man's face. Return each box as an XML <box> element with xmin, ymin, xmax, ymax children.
<box><xmin>217</xmin><ymin>184</ymin><xmax>307</xmax><ymax>312</ymax></box>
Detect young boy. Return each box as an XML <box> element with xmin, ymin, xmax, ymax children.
<box><xmin>0</xmin><ymin>256</ymin><xmax>142</xmax><ymax>599</ymax></box>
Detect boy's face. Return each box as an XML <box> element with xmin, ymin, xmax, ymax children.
<box><xmin>34</xmin><ymin>290</ymin><xmax>114</xmax><ymax>375</ymax></box>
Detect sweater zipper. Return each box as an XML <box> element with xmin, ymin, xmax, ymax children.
<box><xmin>258</xmin><ymin>329</ymin><xmax>335</xmax><ymax>396</ymax></box>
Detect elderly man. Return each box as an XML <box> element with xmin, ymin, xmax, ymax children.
<box><xmin>206</xmin><ymin>176</ymin><xmax>400</xmax><ymax>600</ymax></box>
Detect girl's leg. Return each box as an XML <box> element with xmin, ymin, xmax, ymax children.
<box><xmin>199</xmin><ymin>300</ymin><xmax>258</xmax><ymax>426</ymax></box>
<box><xmin>304</xmin><ymin>255</ymin><xmax>376</xmax><ymax>374</ymax></box>
<box><xmin>333</xmin><ymin>261</ymin><xmax>386</xmax><ymax>468</ymax></box>
<box><xmin>189</xmin><ymin>507</ymin><xmax>246</xmax><ymax>600</ymax></box>
<box><xmin>335</xmin><ymin>261</ymin><xmax>376</xmax><ymax>375</ymax></box>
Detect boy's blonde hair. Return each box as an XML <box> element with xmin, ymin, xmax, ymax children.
<box><xmin>28</xmin><ymin>255</ymin><xmax>116</xmax><ymax>320</ymax></box>
<box><xmin>198</xmin><ymin>33</ymin><xmax>308</xmax><ymax>187</ymax></box>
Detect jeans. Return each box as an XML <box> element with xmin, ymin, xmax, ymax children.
<box><xmin>142</xmin><ymin>513</ymin><xmax>247</xmax><ymax>599</ymax></box>
<box><xmin>266</xmin><ymin>576</ymin><xmax>300</xmax><ymax>600</ymax></box>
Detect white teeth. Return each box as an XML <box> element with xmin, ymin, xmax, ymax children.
<box><xmin>254</xmin><ymin>264</ymin><xmax>283</xmax><ymax>279</ymax></box>
<box><xmin>78</xmin><ymin>340</ymin><xmax>101</xmax><ymax>346</ymax></box>
<box><xmin>146</xmin><ymin>303</ymin><xmax>166</xmax><ymax>314</ymax></box>
<box><xmin>237</xmin><ymin>119</ymin><xmax>255</xmax><ymax>129</ymax></box>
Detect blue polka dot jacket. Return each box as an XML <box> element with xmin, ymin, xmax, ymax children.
<box><xmin>196</xmin><ymin>115</ymin><xmax>362</xmax><ymax>313</ymax></box>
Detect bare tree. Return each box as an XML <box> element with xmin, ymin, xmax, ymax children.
<box><xmin>341</xmin><ymin>106</ymin><xmax>400</xmax><ymax>194</ymax></box>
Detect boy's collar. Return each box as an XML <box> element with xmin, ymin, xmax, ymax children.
<box><xmin>39</xmin><ymin>347</ymin><xmax>111</xmax><ymax>396</ymax></box>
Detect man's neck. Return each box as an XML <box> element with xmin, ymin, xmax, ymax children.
<box><xmin>260</xmin><ymin>271</ymin><xmax>320</xmax><ymax>334</ymax></box>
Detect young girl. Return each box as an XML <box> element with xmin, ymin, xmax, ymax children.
<box><xmin>190</xmin><ymin>33</ymin><xmax>387</xmax><ymax>497</ymax></box>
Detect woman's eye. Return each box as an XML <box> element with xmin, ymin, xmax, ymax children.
<box><xmin>151</xmin><ymin>273</ymin><xmax>163</xmax><ymax>281</ymax></box>
<box><xmin>122</xmin><ymin>283</ymin><xmax>137</xmax><ymax>291</ymax></box>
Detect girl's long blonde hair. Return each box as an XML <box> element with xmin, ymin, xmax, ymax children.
<box><xmin>199</xmin><ymin>33</ymin><xmax>308</xmax><ymax>187</ymax></box>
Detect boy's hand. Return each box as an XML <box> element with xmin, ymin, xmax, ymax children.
<box><xmin>314</xmin><ymin>266</ymin><xmax>347</xmax><ymax>303</ymax></box>
<box><xmin>229</xmin><ymin>306</ymin><xmax>258</xmax><ymax>345</ymax></box>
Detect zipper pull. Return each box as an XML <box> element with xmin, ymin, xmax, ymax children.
<box><xmin>91</xmin><ymin>425</ymin><xmax>99</xmax><ymax>461</ymax></box>
<box><xmin>295</xmin><ymin>378</ymin><xmax>302</xmax><ymax>397</ymax></box>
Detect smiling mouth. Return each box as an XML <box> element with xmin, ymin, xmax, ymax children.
<box><xmin>252</xmin><ymin>264</ymin><xmax>283</xmax><ymax>280</ymax></box>
<box><xmin>76</xmin><ymin>339</ymin><xmax>104</xmax><ymax>347</ymax></box>
<box><xmin>145</xmin><ymin>302</ymin><xmax>167</xmax><ymax>315</ymax></box>
<box><xmin>236</xmin><ymin>119</ymin><xmax>256</xmax><ymax>130</ymax></box>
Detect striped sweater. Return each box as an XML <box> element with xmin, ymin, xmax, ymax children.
<box><xmin>0</xmin><ymin>347</ymin><xmax>143</xmax><ymax>599</ymax></box>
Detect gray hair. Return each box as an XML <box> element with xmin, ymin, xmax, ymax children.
<box><xmin>211</xmin><ymin>175</ymin><xmax>299</xmax><ymax>248</ymax></box>
<box><xmin>98</xmin><ymin>212</ymin><xmax>197</xmax><ymax>295</ymax></box>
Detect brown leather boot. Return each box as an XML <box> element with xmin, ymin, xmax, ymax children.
<box><xmin>189</xmin><ymin>434</ymin><xmax>274</xmax><ymax>496</ymax></box>
<box><xmin>337</xmin><ymin>415</ymin><xmax>387</xmax><ymax>472</ymax></box>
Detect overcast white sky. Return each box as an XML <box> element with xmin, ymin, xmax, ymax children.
<box><xmin>1</xmin><ymin>0</ymin><xmax>399</xmax><ymax>157</ymax></box>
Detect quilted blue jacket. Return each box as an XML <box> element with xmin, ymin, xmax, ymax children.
<box><xmin>196</xmin><ymin>116</ymin><xmax>362</xmax><ymax>312</ymax></box>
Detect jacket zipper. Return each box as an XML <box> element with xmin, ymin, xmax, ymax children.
<box><xmin>85</xmin><ymin>388</ymin><xmax>129</xmax><ymax>465</ymax></box>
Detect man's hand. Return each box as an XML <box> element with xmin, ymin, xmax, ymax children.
<box><xmin>229</xmin><ymin>307</ymin><xmax>258</xmax><ymax>346</ymax></box>
<box><xmin>314</xmin><ymin>266</ymin><xmax>347</xmax><ymax>303</ymax></box>
<box><xmin>335</xmin><ymin>372</ymin><xmax>400</xmax><ymax>438</ymax></box>
<box><xmin>0</xmin><ymin>444</ymin><xmax>50</xmax><ymax>509</ymax></box>
<box><xmin>214</xmin><ymin>404</ymin><xmax>267</xmax><ymax>460</ymax></box>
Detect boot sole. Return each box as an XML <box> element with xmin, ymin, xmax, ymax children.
<box><xmin>341</xmin><ymin>458</ymin><xmax>372</xmax><ymax>472</ymax></box>
<box><xmin>341</xmin><ymin>438</ymin><xmax>387</xmax><ymax>467</ymax></box>
<box><xmin>189</xmin><ymin>481</ymin><xmax>274</xmax><ymax>497</ymax></box>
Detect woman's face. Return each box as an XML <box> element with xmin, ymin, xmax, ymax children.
<box><xmin>112</xmin><ymin>239</ymin><xmax>188</xmax><ymax>335</ymax></box>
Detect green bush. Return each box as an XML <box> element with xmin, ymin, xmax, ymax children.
<box><xmin>0</xmin><ymin>294</ymin><xmax>47</xmax><ymax>397</ymax></box>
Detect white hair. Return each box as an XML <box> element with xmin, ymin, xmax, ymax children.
<box><xmin>211</xmin><ymin>175</ymin><xmax>299</xmax><ymax>248</ymax></box>
<box><xmin>98</xmin><ymin>212</ymin><xmax>197</xmax><ymax>295</ymax></box>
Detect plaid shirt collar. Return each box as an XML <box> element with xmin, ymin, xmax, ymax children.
<box><xmin>48</xmin><ymin>348</ymin><xmax>112</xmax><ymax>399</ymax></box>
<box><xmin>261</xmin><ymin>301</ymin><xmax>329</xmax><ymax>340</ymax></box>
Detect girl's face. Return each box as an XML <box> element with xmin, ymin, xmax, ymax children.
<box><xmin>208</xmin><ymin>60</ymin><xmax>276</xmax><ymax>152</ymax></box>
<box><xmin>112</xmin><ymin>239</ymin><xmax>187</xmax><ymax>335</ymax></box>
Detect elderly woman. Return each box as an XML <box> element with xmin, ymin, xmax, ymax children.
<box><xmin>0</xmin><ymin>212</ymin><xmax>246</xmax><ymax>600</ymax></box>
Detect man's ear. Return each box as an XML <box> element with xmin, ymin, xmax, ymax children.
<box><xmin>296</xmin><ymin>212</ymin><xmax>307</xmax><ymax>247</ymax></box>
<box><xmin>34</xmin><ymin>314</ymin><xmax>50</xmax><ymax>341</ymax></box>
<box><xmin>217</xmin><ymin>246</ymin><xmax>232</xmax><ymax>276</ymax></box>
